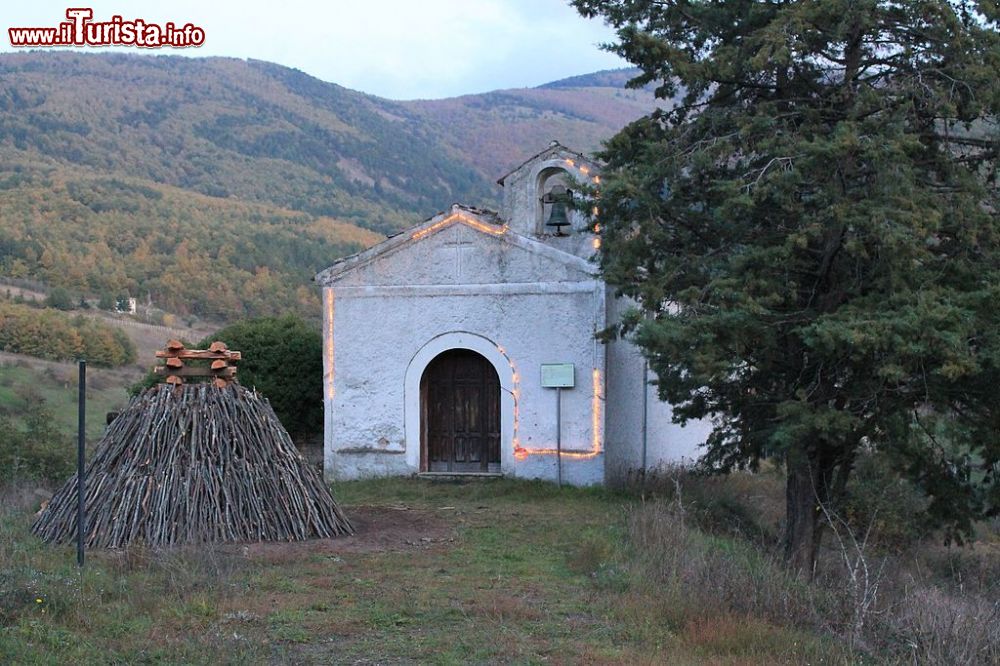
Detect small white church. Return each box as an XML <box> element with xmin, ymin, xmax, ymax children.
<box><xmin>316</xmin><ymin>142</ymin><xmax>711</xmax><ymax>486</ymax></box>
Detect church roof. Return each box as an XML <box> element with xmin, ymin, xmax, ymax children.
<box><xmin>496</xmin><ymin>140</ymin><xmax>601</xmax><ymax>186</ymax></box>
<box><xmin>315</xmin><ymin>203</ymin><xmax>595</xmax><ymax>286</ymax></box>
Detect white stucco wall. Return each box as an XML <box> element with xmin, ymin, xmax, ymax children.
<box><xmin>603</xmin><ymin>293</ymin><xmax>713</xmax><ymax>484</ymax></box>
<box><xmin>321</xmin><ymin>217</ymin><xmax>607</xmax><ymax>485</ymax></box>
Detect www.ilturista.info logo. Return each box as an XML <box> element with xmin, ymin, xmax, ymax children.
<box><xmin>9</xmin><ymin>8</ymin><xmax>205</xmax><ymax>48</ymax></box>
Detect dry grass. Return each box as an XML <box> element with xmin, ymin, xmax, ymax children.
<box><xmin>3</xmin><ymin>472</ymin><xmax>997</xmax><ymax>664</ymax></box>
<box><xmin>624</xmin><ymin>497</ymin><xmax>836</xmax><ymax>633</ymax></box>
<box><xmin>884</xmin><ymin>585</ymin><xmax>999</xmax><ymax>665</ymax></box>
<box><xmin>620</xmin><ymin>468</ymin><xmax>1000</xmax><ymax>664</ymax></box>
<box><xmin>623</xmin><ymin>464</ymin><xmax>787</xmax><ymax>546</ymax></box>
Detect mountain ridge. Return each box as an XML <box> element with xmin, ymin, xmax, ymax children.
<box><xmin>0</xmin><ymin>52</ymin><xmax>659</xmax><ymax>319</ymax></box>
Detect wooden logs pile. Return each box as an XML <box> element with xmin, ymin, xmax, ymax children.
<box><xmin>155</xmin><ymin>340</ymin><xmax>240</xmax><ymax>387</ymax></box>
<box><xmin>32</xmin><ymin>383</ymin><xmax>353</xmax><ymax>547</ymax></box>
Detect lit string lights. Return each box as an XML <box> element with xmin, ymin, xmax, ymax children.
<box><xmin>411</xmin><ymin>212</ymin><xmax>508</xmax><ymax>241</ymax></box>
<box><xmin>410</xmin><ymin>170</ymin><xmax>606</xmax><ymax>463</ymax></box>
<box><xmin>323</xmin><ymin>288</ymin><xmax>335</xmax><ymax>400</ymax></box>
<box><xmin>501</xmin><ymin>341</ymin><xmax>604</xmax><ymax>462</ymax></box>
<box><xmin>561</xmin><ymin>158</ymin><xmax>603</xmax><ymax>250</ymax></box>
<box><xmin>503</xmin><ymin>158</ymin><xmax>606</xmax><ymax>460</ymax></box>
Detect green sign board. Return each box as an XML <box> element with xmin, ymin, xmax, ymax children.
<box><xmin>540</xmin><ymin>363</ymin><xmax>575</xmax><ymax>388</ymax></box>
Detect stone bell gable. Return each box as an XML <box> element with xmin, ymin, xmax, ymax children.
<box><xmin>498</xmin><ymin>141</ymin><xmax>602</xmax><ymax>259</ymax></box>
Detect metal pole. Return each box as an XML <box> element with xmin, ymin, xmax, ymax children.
<box><xmin>77</xmin><ymin>359</ymin><xmax>86</xmax><ymax>568</ymax></box>
<box><xmin>641</xmin><ymin>359</ymin><xmax>649</xmax><ymax>479</ymax></box>
<box><xmin>556</xmin><ymin>387</ymin><xmax>562</xmax><ymax>488</ymax></box>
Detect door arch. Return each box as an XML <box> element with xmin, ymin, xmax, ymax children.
<box><xmin>420</xmin><ymin>349</ymin><xmax>501</xmax><ymax>473</ymax></box>
<box><xmin>404</xmin><ymin>332</ymin><xmax>515</xmax><ymax>474</ymax></box>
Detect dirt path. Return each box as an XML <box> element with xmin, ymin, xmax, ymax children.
<box><xmin>243</xmin><ymin>506</ymin><xmax>455</xmax><ymax>562</ymax></box>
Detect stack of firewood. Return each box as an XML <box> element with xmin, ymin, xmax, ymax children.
<box><xmin>32</xmin><ymin>367</ymin><xmax>353</xmax><ymax>548</ymax></box>
<box><xmin>154</xmin><ymin>340</ymin><xmax>240</xmax><ymax>387</ymax></box>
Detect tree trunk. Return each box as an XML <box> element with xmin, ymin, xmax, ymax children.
<box><xmin>784</xmin><ymin>450</ymin><xmax>824</xmax><ymax>580</ymax></box>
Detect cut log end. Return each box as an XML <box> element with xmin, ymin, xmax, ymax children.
<box><xmin>155</xmin><ymin>366</ymin><xmax>236</xmax><ymax>378</ymax></box>
<box><xmin>155</xmin><ymin>343</ymin><xmax>241</xmax><ymax>385</ymax></box>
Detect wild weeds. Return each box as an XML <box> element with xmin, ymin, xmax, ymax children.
<box><xmin>621</xmin><ymin>467</ymin><xmax>1000</xmax><ymax>663</ymax></box>
<box><xmin>1</xmin><ymin>485</ymin><xmax>255</xmax><ymax>661</ymax></box>
<box><xmin>625</xmin><ymin>495</ymin><xmax>827</xmax><ymax>630</ymax></box>
<box><xmin>884</xmin><ymin>585</ymin><xmax>999</xmax><ymax>665</ymax></box>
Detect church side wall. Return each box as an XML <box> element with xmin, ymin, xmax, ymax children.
<box><xmin>604</xmin><ymin>292</ymin><xmax>712</xmax><ymax>485</ymax></box>
<box><xmin>603</xmin><ymin>293</ymin><xmax>645</xmax><ymax>484</ymax></box>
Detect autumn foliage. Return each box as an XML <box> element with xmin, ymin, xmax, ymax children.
<box><xmin>0</xmin><ymin>301</ymin><xmax>135</xmax><ymax>366</ymax></box>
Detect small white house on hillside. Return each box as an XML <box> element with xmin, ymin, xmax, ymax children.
<box><xmin>316</xmin><ymin>142</ymin><xmax>712</xmax><ymax>485</ymax></box>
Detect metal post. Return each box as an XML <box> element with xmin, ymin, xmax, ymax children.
<box><xmin>641</xmin><ymin>359</ymin><xmax>649</xmax><ymax>479</ymax></box>
<box><xmin>556</xmin><ymin>387</ymin><xmax>562</xmax><ymax>488</ymax></box>
<box><xmin>77</xmin><ymin>359</ymin><xmax>86</xmax><ymax>568</ymax></box>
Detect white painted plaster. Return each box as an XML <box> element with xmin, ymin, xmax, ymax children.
<box><xmin>320</xmin><ymin>209</ymin><xmax>606</xmax><ymax>485</ymax></box>
<box><xmin>604</xmin><ymin>293</ymin><xmax>713</xmax><ymax>484</ymax></box>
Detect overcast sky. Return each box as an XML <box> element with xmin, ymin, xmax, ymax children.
<box><xmin>1</xmin><ymin>1</ymin><xmax>626</xmax><ymax>99</ymax></box>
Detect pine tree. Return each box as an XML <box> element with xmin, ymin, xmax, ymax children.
<box><xmin>573</xmin><ymin>0</ymin><xmax>1000</xmax><ymax>576</ymax></box>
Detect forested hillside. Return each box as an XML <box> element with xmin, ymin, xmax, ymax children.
<box><xmin>0</xmin><ymin>53</ymin><xmax>656</xmax><ymax>319</ymax></box>
<box><xmin>0</xmin><ymin>168</ymin><xmax>380</xmax><ymax>319</ymax></box>
<box><xmin>0</xmin><ymin>300</ymin><xmax>135</xmax><ymax>366</ymax></box>
<box><xmin>403</xmin><ymin>69</ymin><xmax>662</xmax><ymax>180</ymax></box>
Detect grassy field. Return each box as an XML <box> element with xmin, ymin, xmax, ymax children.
<box><xmin>1</xmin><ymin>474</ymin><xmax>996</xmax><ymax>665</ymax></box>
<box><xmin>1</xmin><ymin>477</ymin><xmax>849</xmax><ymax>665</ymax></box>
<box><xmin>0</xmin><ymin>356</ymin><xmax>136</xmax><ymax>440</ymax></box>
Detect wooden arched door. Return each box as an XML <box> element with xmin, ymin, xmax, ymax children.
<box><xmin>421</xmin><ymin>349</ymin><xmax>501</xmax><ymax>473</ymax></box>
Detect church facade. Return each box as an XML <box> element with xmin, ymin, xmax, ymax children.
<box><xmin>316</xmin><ymin>143</ymin><xmax>711</xmax><ymax>485</ymax></box>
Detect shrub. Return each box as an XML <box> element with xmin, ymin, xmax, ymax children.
<box><xmin>45</xmin><ymin>287</ymin><xmax>74</xmax><ymax>311</ymax></box>
<box><xmin>840</xmin><ymin>451</ymin><xmax>931</xmax><ymax>551</ymax></box>
<box><xmin>131</xmin><ymin>316</ymin><xmax>324</xmax><ymax>438</ymax></box>
<box><xmin>201</xmin><ymin>315</ymin><xmax>322</xmax><ymax>437</ymax></box>
<box><xmin>625</xmin><ymin>464</ymin><xmax>785</xmax><ymax>545</ymax></box>
<box><xmin>0</xmin><ymin>402</ymin><xmax>74</xmax><ymax>484</ymax></box>
<box><xmin>97</xmin><ymin>292</ymin><xmax>115</xmax><ymax>311</ymax></box>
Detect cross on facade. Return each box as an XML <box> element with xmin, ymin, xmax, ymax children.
<box><xmin>441</xmin><ymin>240</ymin><xmax>474</xmax><ymax>278</ymax></box>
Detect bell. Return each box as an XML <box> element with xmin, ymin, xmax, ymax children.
<box><xmin>543</xmin><ymin>185</ymin><xmax>572</xmax><ymax>236</ymax></box>
<box><xmin>546</xmin><ymin>201</ymin><xmax>570</xmax><ymax>235</ymax></box>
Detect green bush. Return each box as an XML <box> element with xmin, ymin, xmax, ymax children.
<box><xmin>201</xmin><ymin>315</ymin><xmax>322</xmax><ymax>437</ymax></box>
<box><xmin>0</xmin><ymin>402</ymin><xmax>74</xmax><ymax>484</ymax></box>
<box><xmin>97</xmin><ymin>292</ymin><xmax>115</xmax><ymax>311</ymax></box>
<box><xmin>840</xmin><ymin>451</ymin><xmax>931</xmax><ymax>550</ymax></box>
<box><xmin>45</xmin><ymin>287</ymin><xmax>74</xmax><ymax>311</ymax></box>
